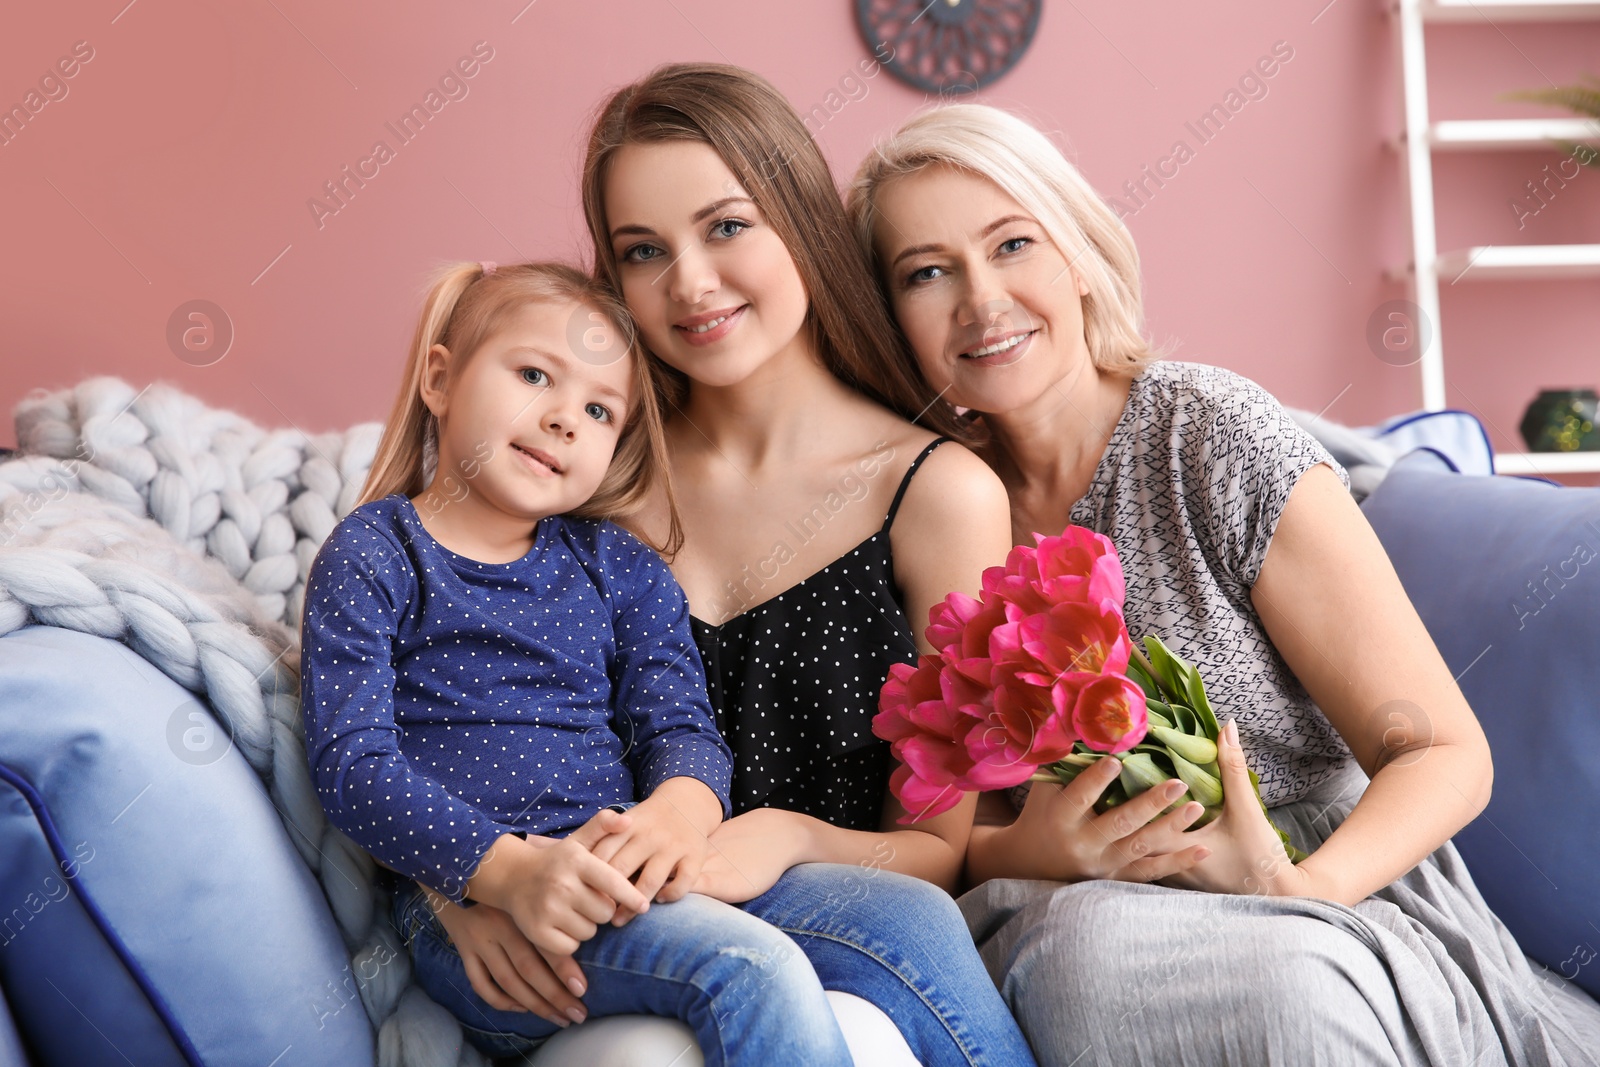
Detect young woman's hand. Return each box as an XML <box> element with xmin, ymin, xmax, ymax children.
<box><xmin>1156</xmin><ymin>720</ymin><xmax>1314</xmax><ymax>898</ymax></box>
<box><xmin>1004</xmin><ymin>756</ymin><xmax>1212</xmax><ymax>883</ymax></box>
<box><xmin>466</xmin><ymin>809</ymin><xmax>650</xmax><ymax>956</ymax></box>
<box><xmin>688</xmin><ymin>807</ymin><xmax>811</xmax><ymax>903</ymax></box>
<box><xmin>430</xmin><ymin>895</ymin><xmax>592</xmax><ymax>1027</ymax></box>
<box><xmin>588</xmin><ymin>777</ymin><xmax>724</xmax><ymax>916</ymax></box>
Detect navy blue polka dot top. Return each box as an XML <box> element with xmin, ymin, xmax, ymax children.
<box><xmin>300</xmin><ymin>495</ymin><xmax>733</xmax><ymax>903</ymax></box>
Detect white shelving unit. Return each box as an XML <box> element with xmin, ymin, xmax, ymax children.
<box><xmin>1394</xmin><ymin>0</ymin><xmax>1600</xmax><ymax>474</ymax></box>
<box><xmin>1420</xmin><ymin>0</ymin><xmax>1600</xmax><ymax>21</ymax></box>
<box><xmin>1438</xmin><ymin>244</ymin><xmax>1600</xmax><ymax>280</ymax></box>
<box><xmin>1429</xmin><ymin>117</ymin><xmax>1600</xmax><ymax>150</ymax></box>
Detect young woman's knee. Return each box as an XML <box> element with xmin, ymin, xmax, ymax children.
<box><xmin>794</xmin><ymin>862</ymin><xmax>965</xmax><ymax>928</ymax></box>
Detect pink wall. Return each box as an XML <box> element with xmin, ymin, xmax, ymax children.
<box><xmin>3</xmin><ymin>1</ymin><xmax>1597</xmax><ymax>478</ymax></box>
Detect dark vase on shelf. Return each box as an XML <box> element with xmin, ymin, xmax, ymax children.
<box><xmin>1519</xmin><ymin>389</ymin><xmax>1600</xmax><ymax>453</ymax></box>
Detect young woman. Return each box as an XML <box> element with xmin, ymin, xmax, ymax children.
<box><xmin>421</xmin><ymin>66</ymin><xmax>1039</xmax><ymax>1065</ymax></box>
<box><xmin>847</xmin><ymin>102</ymin><xmax>1600</xmax><ymax>1065</ymax></box>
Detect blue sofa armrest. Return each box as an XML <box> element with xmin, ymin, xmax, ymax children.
<box><xmin>0</xmin><ymin>977</ymin><xmax>30</xmax><ymax>1067</ymax></box>
<box><xmin>0</xmin><ymin>626</ymin><xmax>374</xmax><ymax>1067</ymax></box>
<box><xmin>1361</xmin><ymin>458</ymin><xmax>1600</xmax><ymax>999</ymax></box>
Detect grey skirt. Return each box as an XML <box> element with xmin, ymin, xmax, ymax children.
<box><xmin>958</xmin><ymin>760</ymin><xmax>1600</xmax><ymax>1066</ymax></box>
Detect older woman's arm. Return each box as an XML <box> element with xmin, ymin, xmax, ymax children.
<box><xmin>1165</xmin><ymin>462</ymin><xmax>1493</xmax><ymax>906</ymax></box>
<box><xmin>1250</xmin><ymin>462</ymin><xmax>1492</xmax><ymax>903</ymax></box>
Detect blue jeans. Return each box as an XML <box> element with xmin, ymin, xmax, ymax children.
<box><xmin>393</xmin><ymin>880</ymin><xmax>852</xmax><ymax>1065</ymax></box>
<box><xmin>737</xmin><ymin>863</ymin><xmax>1037</xmax><ymax>1066</ymax></box>
<box><xmin>395</xmin><ymin>863</ymin><xmax>1036</xmax><ymax>1066</ymax></box>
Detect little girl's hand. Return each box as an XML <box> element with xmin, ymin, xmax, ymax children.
<box><xmin>430</xmin><ymin>894</ymin><xmax>591</xmax><ymax>1027</ymax></box>
<box><xmin>1157</xmin><ymin>720</ymin><xmax>1313</xmax><ymax>898</ymax></box>
<box><xmin>472</xmin><ymin>813</ymin><xmax>651</xmax><ymax>956</ymax></box>
<box><xmin>589</xmin><ymin>778</ymin><xmax>722</xmax><ymax>917</ymax></box>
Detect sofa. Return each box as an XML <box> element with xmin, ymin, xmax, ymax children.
<box><xmin>0</xmin><ymin>381</ymin><xmax>1596</xmax><ymax>1066</ymax></box>
<box><xmin>0</xmin><ymin>379</ymin><xmax>917</xmax><ymax>1067</ymax></box>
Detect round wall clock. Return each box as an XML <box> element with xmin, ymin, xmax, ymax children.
<box><xmin>856</xmin><ymin>0</ymin><xmax>1042</xmax><ymax>95</ymax></box>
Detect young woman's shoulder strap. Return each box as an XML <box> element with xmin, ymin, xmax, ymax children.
<box><xmin>883</xmin><ymin>435</ymin><xmax>954</xmax><ymax>534</ymax></box>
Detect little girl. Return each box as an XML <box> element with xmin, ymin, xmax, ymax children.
<box><xmin>299</xmin><ymin>260</ymin><xmax>856</xmax><ymax>1064</ymax></box>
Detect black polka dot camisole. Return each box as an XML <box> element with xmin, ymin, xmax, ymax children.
<box><xmin>688</xmin><ymin>436</ymin><xmax>952</xmax><ymax>833</ymax></box>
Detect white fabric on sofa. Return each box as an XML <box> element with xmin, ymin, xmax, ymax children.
<box><xmin>528</xmin><ymin>991</ymin><xmax>918</xmax><ymax>1066</ymax></box>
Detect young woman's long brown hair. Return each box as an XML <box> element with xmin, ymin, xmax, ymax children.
<box><xmin>358</xmin><ymin>260</ymin><xmax>684</xmax><ymax>555</ymax></box>
<box><xmin>580</xmin><ymin>62</ymin><xmax>973</xmax><ymax>444</ymax></box>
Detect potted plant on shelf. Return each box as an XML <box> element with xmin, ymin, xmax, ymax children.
<box><xmin>1507</xmin><ymin>75</ymin><xmax>1600</xmax><ymax>165</ymax></box>
<box><xmin>1505</xmin><ymin>76</ymin><xmax>1599</xmax><ymax>455</ymax></box>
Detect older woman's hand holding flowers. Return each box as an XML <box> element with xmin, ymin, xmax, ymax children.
<box><xmin>874</xmin><ymin>528</ymin><xmax>1306</xmax><ymax>890</ymax></box>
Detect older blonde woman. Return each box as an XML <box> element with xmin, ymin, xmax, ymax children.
<box><xmin>847</xmin><ymin>104</ymin><xmax>1600</xmax><ymax>1066</ymax></box>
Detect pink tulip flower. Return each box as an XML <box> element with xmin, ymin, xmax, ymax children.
<box><xmin>1072</xmin><ymin>673</ymin><xmax>1150</xmax><ymax>753</ymax></box>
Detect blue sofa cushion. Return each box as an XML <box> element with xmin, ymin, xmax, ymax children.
<box><xmin>0</xmin><ymin>626</ymin><xmax>374</xmax><ymax>1067</ymax></box>
<box><xmin>1361</xmin><ymin>458</ymin><xmax>1600</xmax><ymax>999</ymax></box>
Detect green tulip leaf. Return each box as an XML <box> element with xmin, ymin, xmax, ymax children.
<box><xmin>1141</xmin><ymin>636</ymin><xmax>1188</xmax><ymax>702</ymax></box>
<box><xmin>1170</xmin><ymin>750</ymin><xmax>1224</xmax><ymax>807</ymax></box>
<box><xmin>1144</xmin><ymin>635</ymin><xmax>1222</xmax><ymax>738</ymax></box>
<box><xmin>1048</xmin><ymin>764</ymin><xmax>1088</xmax><ymax>787</ymax></box>
<box><xmin>1169</xmin><ymin>702</ymin><xmax>1201</xmax><ymax>736</ymax></box>
<box><xmin>1149</xmin><ymin>724</ymin><xmax>1219</xmax><ymax>765</ymax></box>
<box><xmin>1099</xmin><ymin>786</ymin><xmax>1129</xmax><ymax>811</ymax></box>
<box><xmin>1118</xmin><ymin>752</ymin><xmax>1168</xmax><ymax>796</ymax></box>
<box><xmin>1127</xmin><ymin>656</ymin><xmax>1160</xmax><ymax>699</ymax></box>
<box><xmin>1185</xmin><ymin>678</ymin><xmax>1220</xmax><ymax>738</ymax></box>
<box><xmin>1145</xmin><ymin>701</ymin><xmax>1175</xmax><ymax>731</ymax></box>
<box><xmin>1114</xmin><ymin>640</ymin><xmax>1311</xmax><ymax>862</ymax></box>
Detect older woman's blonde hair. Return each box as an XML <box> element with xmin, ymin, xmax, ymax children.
<box><xmin>847</xmin><ymin>104</ymin><xmax>1161</xmax><ymax>382</ymax></box>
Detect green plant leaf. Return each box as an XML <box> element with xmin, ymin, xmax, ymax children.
<box><xmin>1145</xmin><ymin>701</ymin><xmax>1175</xmax><ymax>730</ymax></box>
<box><xmin>1500</xmin><ymin>80</ymin><xmax>1600</xmax><ymax>168</ymax></box>
<box><xmin>1149</xmin><ymin>724</ymin><xmax>1219</xmax><ymax>764</ymax></box>
<box><xmin>1503</xmin><ymin>80</ymin><xmax>1600</xmax><ymax>120</ymax></box>
<box><xmin>1170</xmin><ymin>750</ymin><xmax>1224</xmax><ymax>807</ymax></box>
<box><xmin>1098</xmin><ymin>783</ymin><xmax>1130</xmax><ymax>811</ymax></box>
<box><xmin>1141</xmin><ymin>636</ymin><xmax>1188</xmax><ymax>702</ymax></box>
<box><xmin>1127</xmin><ymin>656</ymin><xmax>1160</xmax><ymax>699</ymax></box>
<box><xmin>1138</xmin><ymin>636</ymin><xmax>1311</xmax><ymax>862</ymax></box>
<box><xmin>1118</xmin><ymin>752</ymin><xmax>1168</xmax><ymax>796</ymax></box>
<box><xmin>1169</xmin><ymin>701</ymin><xmax>1200</xmax><ymax>736</ymax></box>
<box><xmin>1175</xmin><ymin>661</ymin><xmax>1220</xmax><ymax>738</ymax></box>
<box><xmin>1044</xmin><ymin>764</ymin><xmax>1088</xmax><ymax>787</ymax></box>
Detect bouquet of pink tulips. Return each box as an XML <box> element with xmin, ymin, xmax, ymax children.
<box><xmin>872</xmin><ymin>527</ymin><xmax>1304</xmax><ymax>862</ymax></box>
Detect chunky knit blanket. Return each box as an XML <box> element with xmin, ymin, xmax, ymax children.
<box><xmin>0</xmin><ymin>377</ymin><xmax>486</xmax><ymax>1067</ymax></box>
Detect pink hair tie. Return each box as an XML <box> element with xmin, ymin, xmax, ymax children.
<box><xmin>479</xmin><ymin>261</ymin><xmax>498</xmax><ymax>276</ymax></box>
